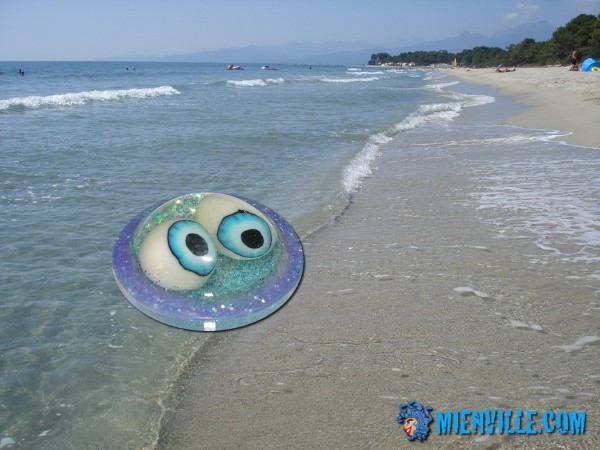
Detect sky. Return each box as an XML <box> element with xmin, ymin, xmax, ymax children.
<box><xmin>1</xmin><ymin>0</ymin><xmax>599</xmax><ymax>61</ymax></box>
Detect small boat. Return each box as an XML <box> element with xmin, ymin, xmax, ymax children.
<box><xmin>225</xmin><ymin>64</ymin><xmax>244</xmax><ymax>70</ymax></box>
<box><xmin>261</xmin><ymin>65</ymin><xmax>278</xmax><ymax>70</ymax></box>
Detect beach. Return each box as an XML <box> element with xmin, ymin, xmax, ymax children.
<box><xmin>1</xmin><ymin>62</ymin><xmax>598</xmax><ymax>448</ymax></box>
<box><xmin>446</xmin><ymin>66</ymin><xmax>600</xmax><ymax>148</ymax></box>
<box><xmin>155</xmin><ymin>71</ymin><xmax>600</xmax><ymax>448</ymax></box>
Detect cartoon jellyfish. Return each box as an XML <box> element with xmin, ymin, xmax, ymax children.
<box><xmin>113</xmin><ymin>193</ymin><xmax>304</xmax><ymax>331</ymax></box>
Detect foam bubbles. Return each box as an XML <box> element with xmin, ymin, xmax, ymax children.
<box><xmin>226</xmin><ymin>78</ymin><xmax>284</xmax><ymax>87</ymax></box>
<box><xmin>0</xmin><ymin>86</ymin><xmax>180</xmax><ymax>110</ymax></box>
<box><xmin>468</xmin><ymin>156</ymin><xmax>600</xmax><ymax>272</ymax></box>
<box><xmin>510</xmin><ymin>320</ymin><xmax>543</xmax><ymax>331</ymax></box>
<box><xmin>347</xmin><ymin>70</ymin><xmax>385</xmax><ymax>76</ymax></box>
<box><xmin>320</xmin><ymin>76</ymin><xmax>379</xmax><ymax>83</ymax></box>
<box><xmin>555</xmin><ymin>336</ymin><xmax>600</xmax><ymax>353</ymax></box>
<box><xmin>426</xmin><ymin>80</ymin><xmax>460</xmax><ymax>91</ymax></box>
<box><xmin>341</xmin><ymin>133</ymin><xmax>391</xmax><ymax>194</ymax></box>
<box><xmin>338</xmin><ymin>75</ymin><xmax>495</xmax><ymax>198</ymax></box>
<box><xmin>0</xmin><ymin>438</ymin><xmax>15</xmax><ymax>448</ymax></box>
<box><xmin>392</xmin><ymin>102</ymin><xmax>462</xmax><ymax>133</ymax></box>
<box><xmin>453</xmin><ymin>286</ymin><xmax>490</xmax><ymax>299</ymax></box>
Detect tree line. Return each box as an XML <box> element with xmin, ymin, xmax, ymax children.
<box><xmin>369</xmin><ymin>13</ymin><xmax>600</xmax><ymax>67</ymax></box>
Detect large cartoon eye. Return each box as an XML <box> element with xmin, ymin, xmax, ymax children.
<box><xmin>138</xmin><ymin>219</ymin><xmax>217</xmax><ymax>290</ymax></box>
<box><xmin>217</xmin><ymin>210</ymin><xmax>272</xmax><ymax>259</ymax></box>
<box><xmin>194</xmin><ymin>193</ymin><xmax>277</xmax><ymax>260</ymax></box>
<box><xmin>168</xmin><ymin>221</ymin><xmax>217</xmax><ymax>275</ymax></box>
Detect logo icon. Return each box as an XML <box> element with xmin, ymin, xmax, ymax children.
<box><xmin>397</xmin><ymin>401</ymin><xmax>433</xmax><ymax>441</ymax></box>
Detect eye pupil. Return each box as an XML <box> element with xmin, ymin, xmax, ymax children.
<box><xmin>185</xmin><ymin>233</ymin><xmax>209</xmax><ymax>256</ymax></box>
<box><xmin>241</xmin><ymin>229</ymin><xmax>264</xmax><ymax>249</ymax></box>
<box><xmin>216</xmin><ymin>210</ymin><xmax>273</xmax><ymax>259</ymax></box>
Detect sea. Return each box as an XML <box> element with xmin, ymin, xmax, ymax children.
<box><xmin>1</xmin><ymin>61</ymin><xmax>598</xmax><ymax>448</ymax></box>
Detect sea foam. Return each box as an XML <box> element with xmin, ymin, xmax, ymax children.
<box><xmin>0</xmin><ymin>86</ymin><xmax>180</xmax><ymax>110</ymax></box>
<box><xmin>391</xmin><ymin>102</ymin><xmax>462</xmax><ymax>133</ymax></box>
<box><xmin>341</xmin><ymin>133</ymin><xmax>391</xmax><ymax>194</ymax></box>
<box><xmin>321</xmin><ymin>76</ymin><xmax>379</xmax><ymax>83</ymax></box>
<box><xmin>226</xmin><ymin>78</ymin><xmax>284</xmax><ymax>87</ymax></box>
<box><xmin>339</xmin><ymin>77</ymin><xmax>495</xmax><ymax>199</ymax></box>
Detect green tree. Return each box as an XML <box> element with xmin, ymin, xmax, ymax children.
<box><xmin>587</xmin><ymin>14</ymin><xmax>600</xmax><ymax>58</ymax></box>
<box><xmin>506</xmin><ymin>38</ymin><xmax>537</xmax><ymax>65</ymax></box>
<box><xmin>551</xmin><ymin>14</ymin><xmax>598</xmax><ymax>63</ymax></box>
<box><xmin>369</xmin><ymin>53</ymin><xmax>393</xmax><ymax>65</ymax></box>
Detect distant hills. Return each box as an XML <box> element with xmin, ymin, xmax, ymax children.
<box><xmin>395</xmin><ymin>21</ymin><xmax>556</xmax><ymax>53</ymax></box>
<box><xmin>108</xmin><ymin>21</ymin><xmax>556</xmax><ymax>65</ymax></box>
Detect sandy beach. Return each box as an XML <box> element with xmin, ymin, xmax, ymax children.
<box><xmin>154</xmin><ymin>71</ymin><xmax>600</xmax><ymax>449</ymax></box>
<box><xmin>446</xmin><ymin>66</ymin><xmax>600</xmax><ymax>148</ymax></box>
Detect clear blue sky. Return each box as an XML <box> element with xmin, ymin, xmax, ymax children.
<box><xmin>1</xmin><ymin>0</ymin><xmax>598</xmax><ymax>60</ymax></box>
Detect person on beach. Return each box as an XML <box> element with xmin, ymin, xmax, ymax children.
<box><xmin>569</xmin><ymin>49</ymin><xmax>579</xmax><ymax>71</ymax></box>
<box><xmin>495</xmin><ymin>66</ymin><xmax>515</xmax><ymax>73</ymax></box>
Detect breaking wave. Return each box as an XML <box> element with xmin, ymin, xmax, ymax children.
<box><xmin>226</xmin><ymin>78</ymin><xmax>285</xmax><ymax>87</ymax></box>
<box><xmin>339</xmin><ymin>87</ymin><xmax>495</xmax><ymax>195</ymax></box>
<box><xmin>341</xmin><ymin>132</ymin><xmax>391</xmax><ymax>194</ymax></box>
<box><xmin>0</xmin><ymin>86</ymin><xmax>180</xmax><ymax>111</ymax></box>
<box><xmin>321</xmin><ymin>76</ymin><xmax>379</xmax><ymax>83</ymax></box>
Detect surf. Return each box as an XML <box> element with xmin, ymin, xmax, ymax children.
<box><xmin>225</xmin><ymin>78</ymin><xmax>285</xmax><ymax>87</ymax></box>
<box><xmin>0</xmin><ymin>86</ymin><xmax>180</xmax><ymax>111</ymax></box>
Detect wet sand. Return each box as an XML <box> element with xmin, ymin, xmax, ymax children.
<box><xmin>446</xmin><ymin>66</ymin><xmax>600</xmax><ymax>148</ymax></box>
<box><xmin>152</xmin><ymin>67</ymin><xmax>600</xmax><ymax>448</ymax></box>
<box><xmin>154</xmin><ymin>102</ymin><xmax>600</xmax><ymax>448</ymax></box>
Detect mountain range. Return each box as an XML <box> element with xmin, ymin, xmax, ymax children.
<box><xmin>109</xmin><ymin>21</ymin><xmax>556</xmax><ymax>65</ymax></box>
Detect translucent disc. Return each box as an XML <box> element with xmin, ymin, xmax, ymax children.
<box><xmin>112</xmin><ymin>193</ymin><xmax>304</xmax><ymax>331</ymax></box>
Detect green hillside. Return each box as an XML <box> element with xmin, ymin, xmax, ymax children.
<box><xmin>369</xmin><ymin>13</ymin><xmax>600</xmax><ymax>67</ymax></box>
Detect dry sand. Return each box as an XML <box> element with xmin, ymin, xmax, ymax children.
<box><xmin>446</xmin><ymin>66</ymin><xmax>600</xmax><ymax>148</ymax></box>
<box><xmin>153</xmin><ymin>70</ymin><xmax>600</xmax><ymax>449</ymax></box>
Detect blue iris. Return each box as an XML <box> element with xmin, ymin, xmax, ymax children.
<box><xmin>168</xmin><ymin>220</ymin><xmax>217</xmax><ymax>276</ymax></box>
<box><xmin>217</xmin><ymin>210</ymin><xmax>272</xmax><ymax>258</ymax></box>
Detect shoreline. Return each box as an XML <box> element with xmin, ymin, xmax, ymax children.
<box><xmin>154</xmin><ymin>82</ymin><xmax>599</xmax><ymax>448</ymax></box>
<box><xmin>443</xmin><ymin>66</ymin><xmax>600</xmax><ymax>148</ymax></box>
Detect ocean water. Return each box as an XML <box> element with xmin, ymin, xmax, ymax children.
<box><xmin>1</xmin><ymin>61</ymin><xmax>598</xmax><ymax>448</ymax></box>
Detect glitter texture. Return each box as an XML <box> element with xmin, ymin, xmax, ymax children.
<box><xmin>112</xmin><ymin>193</ymin><xmax>304</xmax><ymax>331</ymax></box>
